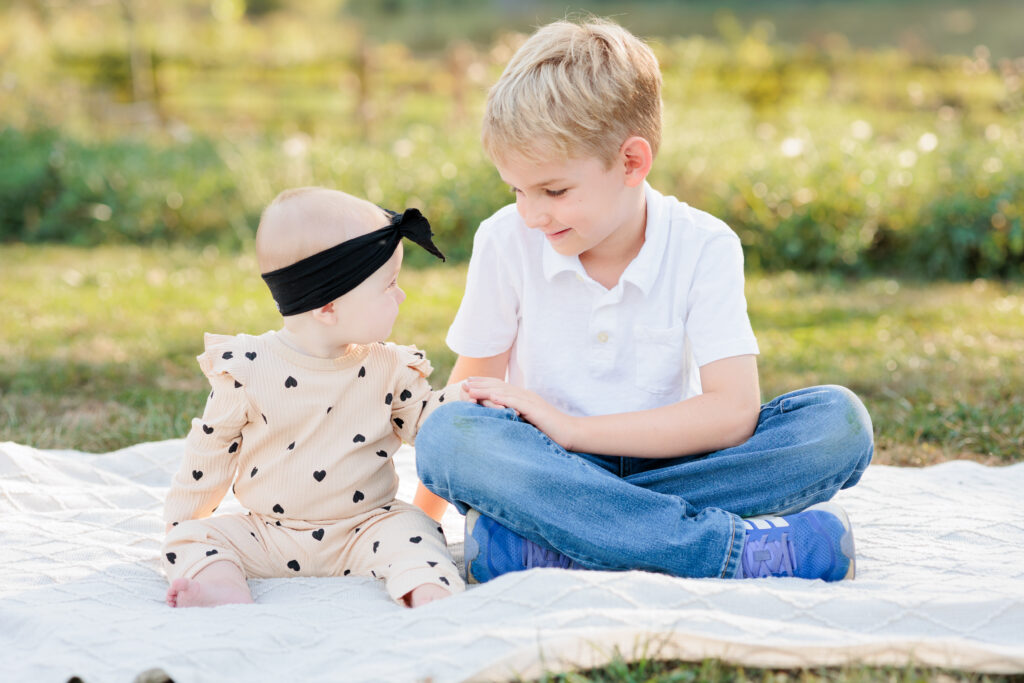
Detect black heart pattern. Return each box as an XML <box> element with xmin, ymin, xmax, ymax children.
<box><xmin>245</xmin><ymin>351</ymin><xmax>256</xmax><ymax>360</ymax></box>
<box><xmin>228</xmin><ymin>442</ymin><xmax>238</xmax><ymax>454</ymax></box>
<box><xmin>312</xmin><ymin>529</ymin><xmax>324</xmax><ymax>541</ymax></box>
<box><xmin>222</xmin><ymin>352</ymin><xmax>233</xmax><ymax>359</ymax></box>
<box><xmin>326</xmin><ymin>406</ymin><xmax>332</xmax><ymax>414</ymax></box>
<box><xmin>439</xmin><ymin>393</ymin><xmax>445</xmax><ymax>403</ymax></box>
<box><xmin>273</xmin><ymin>504</ymin><xmax>284</xmax><ymax>514</ymax></box>
<box><xmin>382</xmin><ymin>505</ymin><xmax>391</xmax><ymax>511</ymax></box>
<box><xmin>192</xmin><ymin>470</ymin><xmax>203</xmax><ymax>480</ymax></box>
<box><xmin>385</xmin><ymin>393</ymin><xmax>393</xmax><ymax>405</ymax></box>
<box><xmin>409</xmin><ymin>536</ymin><xmax>422</xmax><ymax>543</ymax></box>
<box><xmin>372</xmin><ymin>541</ymin><xmax>380</xmax><ymax>553</ymax></box>
<box><xmin>343</xmin><ymin>569</ymin><xmax>351</xmax><ymax>576</ymax></box>
<box><xmin>206</xmin><ymin>549</ymin><xmax>218</xmax><ymax>556</ymax></box>
<box><xmin>285</xmin><ymin>376</ymin><xmax>297</xmax><ymax>388</ymax></box>
<box><xmin>376</xmin><ymin>450</ymin><xmax>388</xmax><ymax>458</ymax></box>
<box><xmin>287</xmin><ymin>442</ymin><xmax>295</xmax><ymax>450</ymax></box>
<box><xmin>313</xmin><ymin>470</ymin><xmax>326</xmax><ymax>482</ymax></box>
<box><xmin>358</xmin><ymin>366</ymin><xmax>366</xmax><ymax>377</ymax></box>
<box><xmin>393</xmin><ymin>417</ymin><xmax>404</xmax><ymax>429</ymax></box>
<box><xmin>234</xmin><ymin>380</ymin><xmax>242</xmax><ymax>388</ymax></box>
<box><xmin>202</xmin><ymin>424</ymin><xmax>213</xmax><ymax>434</ymax></box>
<box><xmin>262</xmin><ymin>413</ymin><xmax>267</xmax><ymax>424</ymax></box>
<box><xmin>427</xmin><ymin>561</ymin><xmax>437</xmax><ymax>567</ymax></box>
<box><xmin>352</xmin><ymin>490</ymin><xmax>364</xmax><ymax>503</ymax></box>
<box><xmin>287</xmin><ymin>560</ymin><xmax>300</xmax><ymax>572</ymax></box>
<box><xmin>353</xmin><ymin>434</ymin><xmax>365</xmax><ymax>443</ymax></box>
<box><xmin>250</xmin><ymin>466</ymin><xmax>258</xmax><ymax>477</ymax></box>
<box><xmin>439</xmin><ymin>576</ymin><xmax>450</xmax><ymax>586</ymax></box>
<box><xmin>400</xmin><ymin>389</ymin><xmax>412</xmax><ymax>401</ymax></box>
<box><xmin>166</xmin><ymin>553</ymin><xmax>176</xmax><ymax>564</ymax></box>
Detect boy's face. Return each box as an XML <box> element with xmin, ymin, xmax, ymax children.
<box><xmin>330</xmin><ymin>244</ymin><xmax>406</xmax><ymax>344</ymax></box>
<box><xmin>496</xmin><ymin>151</ymin><xmax>639</xmax><ymax>260</ymax></box>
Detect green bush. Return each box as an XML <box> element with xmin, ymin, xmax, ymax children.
<box><xmin>3</xmin><ymin>7</ymin><xmax>1022</xmax><ymax>278</ymax></box>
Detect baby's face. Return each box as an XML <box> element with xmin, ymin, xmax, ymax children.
<box><xmin>329</xmin><ymin>244</ymin><xmax>406</xmax><ymax>345</ymax></box>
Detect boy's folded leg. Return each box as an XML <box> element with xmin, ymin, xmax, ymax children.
<box><xmin>417</xmin><ymin>402</ymin><xmax>742</xmax><ymax>579</ymax></box>
<box><xmin>734</xmin><ymin>502</ymin><xmax>855</xmax><ymax>582</ymax></box>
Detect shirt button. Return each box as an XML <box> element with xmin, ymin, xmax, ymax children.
<box><xmin>575</xmin><ymin>273</ymin><xmax>584</xmax><ymax>282</ymax></box>
<box><xmin>597</xmin><ymin>332</ymin><xmax>609</xmax><ymax>343</ymax></box>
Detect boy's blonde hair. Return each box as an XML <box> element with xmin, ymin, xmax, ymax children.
<box><xmin>482</xmin><ymin>18</ymin><xmax>662</xmax><ymax>167</ymax></box>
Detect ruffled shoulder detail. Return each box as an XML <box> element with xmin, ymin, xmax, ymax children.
<box><xmin>196</xmin><ymin>333</ymin><xmax>251</xmax><ymax>382</ymax></box>
<box><xmin>390</xmin><ymin>343</ymin><xmax>434</xmax><ymax>379</ymax></box>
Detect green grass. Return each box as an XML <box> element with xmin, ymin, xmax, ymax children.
<box><xmin>530</xmin><ymin>655</ymin><xmax>1020</xmax><ymax>682</ymax></box>
<box><xmin>2</xmin><ymin>244</ymin><xmax>1022</xmax><ymax>466</ymax></box>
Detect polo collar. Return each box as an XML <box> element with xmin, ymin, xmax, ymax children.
<box><xmin>540</xmin><ymin>182</ymin><xmax>666</xmax><ymax>296</ymax></box>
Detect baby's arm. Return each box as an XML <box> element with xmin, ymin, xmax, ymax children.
<box><xmin>466</xmin><ymin>354</ymin><xmax>761</xmax><ymax>459</ymax></box>
<box><xmin>164</xmin><ymin>371</ymin><xmax>248</xmax><ymax>528</ymax></box>
<box><xmin>411</xmin><ymin>350</ymin><xmax>509</xmax><ymax>520</ymax></box>
<box><xmin>390</xmin><ymin>370</ymin><xmax>472</xmax><ymax>446</ymax></box>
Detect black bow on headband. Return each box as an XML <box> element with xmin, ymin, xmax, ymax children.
<box><xmin>261</xmin><ymin>208</ymin><xmax>446</xmax><ymax>316</ymax></box>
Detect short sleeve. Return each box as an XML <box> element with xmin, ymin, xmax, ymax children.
<box><xmin>446</xmin><ymin>220</ymin><xmax>521</xmax><ymax>358</ymax></box>
<box><xmin>685</xmin><ymin>234</ymin><xmax>759</xmax><ymax>367</ymax></box>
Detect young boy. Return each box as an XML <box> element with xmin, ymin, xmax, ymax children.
<box><xmin>412</xmin><ymin>19</ymin><xmax>873</xmax><ymax>583</ymax></box>
<box><xmin>162</xmin><ymin>187</ymin><xmax>466</xmax><ymax>608</ymax></box>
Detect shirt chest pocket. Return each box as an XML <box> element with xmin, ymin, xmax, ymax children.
<box><xmin>633</xmin><ymin>323</ymin><xmax>687</xmax><ymax>395</ymax></box>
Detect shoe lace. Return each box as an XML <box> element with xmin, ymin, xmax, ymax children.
<box><xmin>523</xmin><ymin>540</ymin><xmax>575</xmax><ymax>570</ymax></box>
<box><xmin>741</xmin><ymin>532</ymin><xmax>796</xmax><ymax>578</ymax></box>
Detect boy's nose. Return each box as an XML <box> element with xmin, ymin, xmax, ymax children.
<box><xmin>521</xmin><ymin>203</ymin><xmax>551</xmax><ymax>230</ymax></box>
<box><xmin>396</xmin><ymin>287</ymin><xmax>407</xmax><ymax>304</ymax></box>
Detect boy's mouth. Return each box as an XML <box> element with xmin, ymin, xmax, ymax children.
<box><xmin>546</xmin><ymin>228</ymin><xmax>572</xmax><ymax>240</ymax></box>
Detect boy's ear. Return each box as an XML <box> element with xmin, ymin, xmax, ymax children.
<box><xmin>620</xmin><ymin>136</ymin><xmax>653</xmax><ymax>187</ymax></box>
<box><xmin>311</xmin><ymin>301</ymin><xmax>337</xmax><ymax>325</ymax></box>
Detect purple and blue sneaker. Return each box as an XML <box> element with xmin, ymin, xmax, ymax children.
<box><xmin>462</xmin><ymin>508</ymin><xmax>576</xmax><ymax>584</ymax></box>
<box><xmin>737</xmin><ymin>501</ymin><xmax>855</xmax><ymax>581</ymax></box>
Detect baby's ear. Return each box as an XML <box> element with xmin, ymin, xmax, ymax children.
<box><xmin>310</xmin><ymin>301</ymin><xmax>338</xmax><ymax>325</ymax></box>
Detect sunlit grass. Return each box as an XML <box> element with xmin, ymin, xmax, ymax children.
<box><xmin>1</xmin><ymin>245</ymin><xmax>1021</xmax><ymax>463</ymax></box>
<box><xmin>531</xmin><ymin>655</ymin><xmax>1019</xmax><ymax>682</ymax></box>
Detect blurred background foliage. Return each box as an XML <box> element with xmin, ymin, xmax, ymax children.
<box><xmin>1</xmin><ymin>0</ymin><xmax>1022</xmax><ymax>277</ymax></box>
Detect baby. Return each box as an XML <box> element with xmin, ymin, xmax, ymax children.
<box><xmin>162</xmin><ymin>187</ymin><xmax>466</xmax><ymax>608</ymax></box>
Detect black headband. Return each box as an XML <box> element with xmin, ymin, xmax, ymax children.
<box><xmin>261</xmin><ymin>208</ymin><xmax>445</xmax><ymax>316</ymax></box>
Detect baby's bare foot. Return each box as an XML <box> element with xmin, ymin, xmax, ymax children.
<box><xmin>166</xmin><ymin>577</ymin><xmax>253</xmax><ymax>608</ymax></box>
<box><xmin>403</xmin><ymin>582</ymin><xmax>452</xmax><ymax>608</ymax></box>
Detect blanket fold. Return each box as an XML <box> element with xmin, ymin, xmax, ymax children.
<box><xmin>1</xmin><ymin>439</ymin><xmax>1022</xmax><ymax>682</ymax></box>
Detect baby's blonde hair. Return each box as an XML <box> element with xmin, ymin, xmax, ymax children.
<box><xmin>482</xmin><ymin>18</ymin><xmax>662</xmax><ymax>167</ymax></box>
<box><xmin>255</xmin><ymin>187</ymin><xmax>389</xmax><ymax>273</ymax></box>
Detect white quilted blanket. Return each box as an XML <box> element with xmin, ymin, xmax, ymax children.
<box><xmin>1</xmin><ymin>440</ymin><xmax>1022</xmax><ymax>682</ymax></box>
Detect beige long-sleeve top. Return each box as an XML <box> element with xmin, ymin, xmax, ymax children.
<box><xmin>164</xmin><ymin>331</ymin><xmax>463</xmax><ymax>526</ymax></box>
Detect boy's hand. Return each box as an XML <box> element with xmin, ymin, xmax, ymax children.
<box><xmin>464</xmin><ymin>377</ymin><xmax>579</xmax><ymax>450</ymax></box>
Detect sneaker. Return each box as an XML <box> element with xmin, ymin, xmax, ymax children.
<box><xmin>462</xmin><ymin>508</ymin><xmax>576</xmax><ymax>584</ymax></box>
<box><xmin>736</xmin><ymin>501</ymin><xmax>855</xmax><ymax>582</ymax></box>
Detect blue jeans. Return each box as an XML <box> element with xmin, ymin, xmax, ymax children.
<box><xmin>416</xmin><ymin>385</ymin><xmax>873</xmax><ymax>579</ymax></box>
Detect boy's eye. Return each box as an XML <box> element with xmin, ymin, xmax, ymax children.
<box><xmin>545</xmin><ymin>188</ymin><xmax>567</xmax><ymax>197</ymax></box>
<box><xmin>510</xmin><ymin>186</ymin><xmax>522</xmax><ymax>194</ymax></box>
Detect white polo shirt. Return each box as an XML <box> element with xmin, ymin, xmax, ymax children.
<box><xmin>446</xmin><ymin>182</ymin><xmax>759</xmax><ymax>417</ymax></box>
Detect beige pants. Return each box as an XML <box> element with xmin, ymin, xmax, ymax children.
<box><xmin>162</xmin><ymin>500</ymin><xmax>463</xmax><ymax>601</ymax></box>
